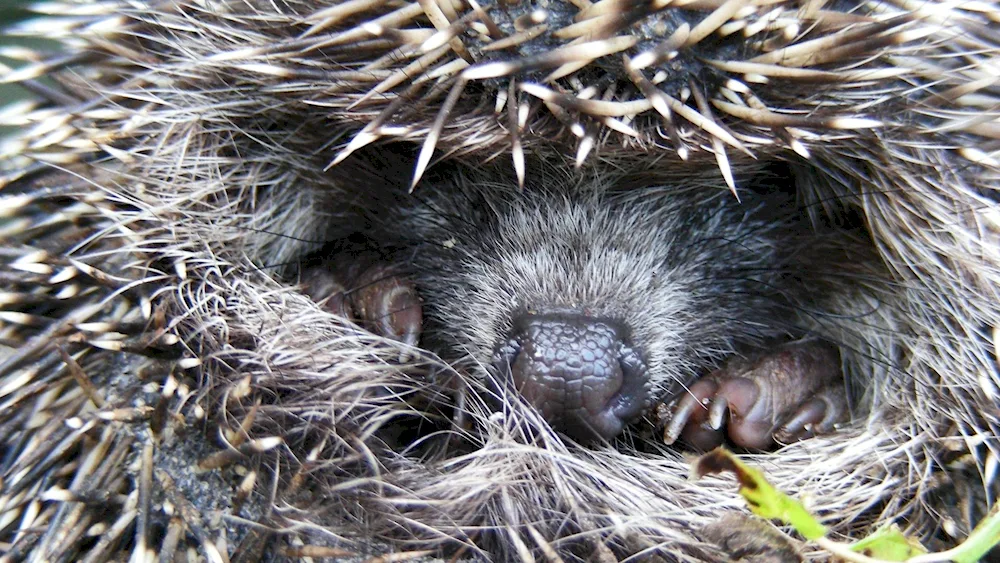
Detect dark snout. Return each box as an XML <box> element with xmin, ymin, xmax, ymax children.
<box><xmin>493</xmin><ymin>312</ymin><xmax>651</xmax><ymax>442</ymax></box>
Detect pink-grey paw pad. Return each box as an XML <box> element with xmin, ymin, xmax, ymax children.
<box><xmin>658</xmin><ymin>342</ymin><xmax>847</xmax><ymax>451</ymax></box>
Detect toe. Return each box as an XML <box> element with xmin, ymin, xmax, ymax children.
<box><xmin>662</xmin><ymin>379</ymin><xmax>722</xmax><ymax>448</ymax></box>
<box><xmin>772</xmin><ymin>385</ymin><xmax>848</xmax><ymax>444</ymax></box>
<box><xmin>714</xmin><ymin>377</ymin><xmax>775</xmax><ymax>450</ymax></box>
<box><xmin>353</xmin><ymin>267</ymin><xmax>423</xmax><ymax>346</ymax></box>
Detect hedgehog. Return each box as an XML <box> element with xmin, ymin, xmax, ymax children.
<box><xmin>0</xmin><ymin>0</ymin><xmax>998</xmax><ymax>561</ymax></box>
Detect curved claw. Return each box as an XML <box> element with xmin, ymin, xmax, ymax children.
<box><xmin>773</xmin><ymin>386</ymin><xmax>848</xmax><ymax>444</ymax></box>
<box><xmin>662</xmin><ymin>379</ymin><xmax>724</xmax><ymax>449</ymax></box>
<box><xmin>660</xmin><ymin>341</ymin><xmax>848</xmax><ymax>451</ymax></box>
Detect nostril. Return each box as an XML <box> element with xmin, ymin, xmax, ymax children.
<box><xmin>493</xmin><ymin>338</ymin><xmax>521</xmax><ymax>375</ymax></box>
<box><xmin>612</xmin><ymin>345</ymin><xmax>651</xmax><ymax>421</ymax></box>
<box><xmin>491</xmin><ymin>312</ymin><xmax>651</xmax><ymax>442</ymax></box>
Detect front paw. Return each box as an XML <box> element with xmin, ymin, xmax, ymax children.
<box><xmin>659</xmin><ymin>341</ymin><xmax>847</xmax><ymax>450</ymax></box>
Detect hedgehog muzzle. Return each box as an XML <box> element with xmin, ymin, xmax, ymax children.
<box><xmin>493</xmin><ymin>312</ymin><xmax>650</xmax><ymax>442</ymax></box>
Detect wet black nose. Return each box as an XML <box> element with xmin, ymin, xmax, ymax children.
<box><xmin>493</xmin><ymin>312</ymin><xmax>651</xmax><ymax>442</ymax></box>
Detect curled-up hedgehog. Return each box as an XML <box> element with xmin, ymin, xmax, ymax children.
<box><xmin>0</xmin><ymin>0</ymin><xmax>998</xmax><ymax>561</ymax></box>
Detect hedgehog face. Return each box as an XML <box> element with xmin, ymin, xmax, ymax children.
<box><xmin>304</xmin><ymin>162</ymin><xmax>870</xmax><ymax>443</ymax></box>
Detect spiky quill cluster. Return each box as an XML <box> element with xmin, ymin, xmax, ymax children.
<box><xmin>0</xmin><ymin>0</ymin><xmax>998</xmax><ymax>560</ymax></box>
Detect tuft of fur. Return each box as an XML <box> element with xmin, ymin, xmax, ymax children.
<box><xmin>0</xmin><ymin>0</ymin><xmax>998</xmax><ymax>561</ymax></box>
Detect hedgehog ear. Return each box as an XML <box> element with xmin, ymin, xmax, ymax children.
<box><xmin>739</xmin><ymin>160</ymin><xmax>799</xmax><ymax>198</ymax></box>
<box><xmin>784</xmin><ymin>159</ymin><xmax>870</xmax><ymax>229</ymax></box>
<box><xmin>323</xmin><ymin>141</ymin><xmax>419</xmax><ymax>193</ymax></box>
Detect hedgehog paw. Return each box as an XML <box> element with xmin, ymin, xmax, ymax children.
<box><xmin>300</xmin><ymin>263</ymin><xmax>422</xmax><ymax>347</ymax></box>
<box><xmin>659</xmin><ymin>341</ymin><xmax>846</xmax><ymax>451</ymax></box>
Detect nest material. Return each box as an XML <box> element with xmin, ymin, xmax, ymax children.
<box><xmin>0</xmin><ymin>0</ymin><xmax>998</xmax><ymax>560</ymax></box>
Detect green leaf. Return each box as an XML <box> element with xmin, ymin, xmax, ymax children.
<box><xmin>693</xmin><ymin>448</ymin><xmax>827</xmax><ymax>540</ymax></box>
<box><xmin>947</xmin><ymin>502</ymin><xmax>1000</xmax><ymax>563</ymax></box>
<box><xmin>849</xmin><ymin>523</ymin><xmax>926</xmax><ymax>561</ymax></box>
